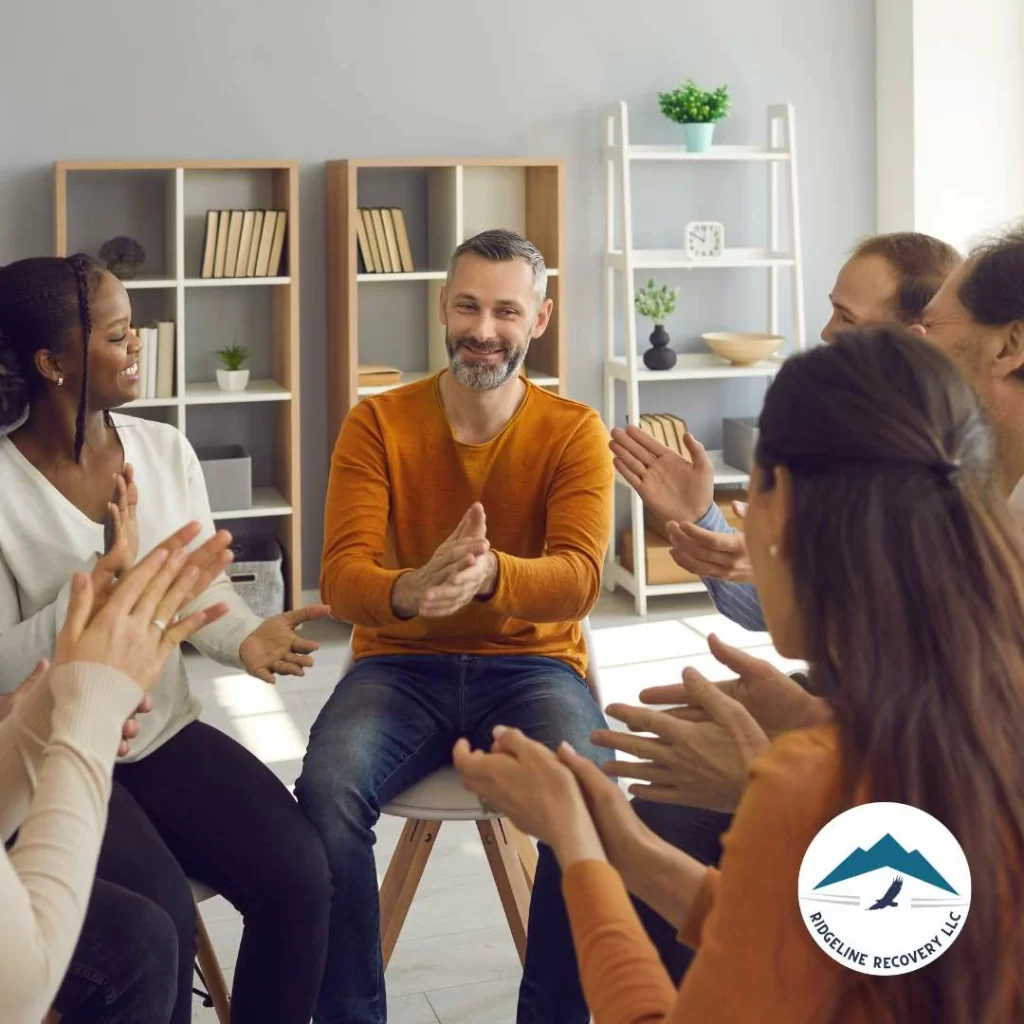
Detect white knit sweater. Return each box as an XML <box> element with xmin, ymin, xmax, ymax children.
<box><xmin>0</xmin><ymin>413</ymin><xmax>263</xmax><ymax>761</ymax></box>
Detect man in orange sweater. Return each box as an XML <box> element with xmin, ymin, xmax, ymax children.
<box><xmin>296</xmin><ymin>229</ymin><xmax>614</xmax><ymax>1024</ymax></box>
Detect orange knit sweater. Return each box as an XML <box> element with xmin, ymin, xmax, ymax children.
<box><xmin>321</xmin><ymin>374</ymin><xmax>613</xmax><ymax>676</ymax></box>
<box><xmin>562</xmin><ymin>728</ymin><xmax>895</xmax><ymax>1023</ymax></box>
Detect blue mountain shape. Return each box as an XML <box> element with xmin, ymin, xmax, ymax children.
<box><xmin>814</xmin><ymin>833</ymin><xmax>957</xmax><ymax>894</ymax></box>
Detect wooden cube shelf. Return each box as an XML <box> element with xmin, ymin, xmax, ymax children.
<box><xmin>54</xmin><ymin>159</ymin><xmax>303</xmax><ymax>608</ymax></box>
<box><xmin>324</xmin><ymin>157</ymin><xmax>566</xmax><ymax>444</ymax></box>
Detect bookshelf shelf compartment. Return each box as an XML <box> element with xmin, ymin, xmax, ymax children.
<box><xmin>123</xmin><ymin>277</ymin><xmax>178</xmax><ymax>290</ymax></box>
<box><xmin>185</xmin><ymin>277</ymin><xmax>291</xmax><ymax>288</ymax></box>
<box><xmin>56</xmin><ymin>160</ymin><xmax>303</xmax><ymax>608</ymax></box>
<box><xmin>327</xmin><ymin>157</ymin><xmax>566</xmax><ymax>442</ymax></box>
<box><xmin>185</xmin><ymin>380</ymin><xmax>292</xmax><ymax>405</ymax></box>
<box><xmin>212</xmin><ymin>487</ymin><xmax>292</xmax><ymax>521</ymax></box>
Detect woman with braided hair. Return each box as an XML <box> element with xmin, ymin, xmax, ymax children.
<box><xmin>0</xmin><ymin>256</ymin><xmax>332</xmax><ymax>1024</ymax></box>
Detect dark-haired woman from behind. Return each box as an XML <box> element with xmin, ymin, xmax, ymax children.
<box><xmin>454</xmin><ymin>325</ymin><xmax>1024</xmax><ymax>1022</ymax></box>
<box><xmin>0</xmin><ymin>255</ymin><xmax>332</xmax><ymax>1024</ymax></box>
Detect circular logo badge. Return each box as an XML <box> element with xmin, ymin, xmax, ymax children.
<box><xmin>798</xmin><ymin>801</ymin><xmax>971</xmax><ymax>976</ymax></box>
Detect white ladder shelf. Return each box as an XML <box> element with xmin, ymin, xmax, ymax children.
<box><xmin>602</xmin><ymin>100</ymin><xmax>806</xmax><ymax>616</ymax></box>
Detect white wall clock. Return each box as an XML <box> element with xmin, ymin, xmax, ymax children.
<box><xmin>684</xmin><ymin>220</ymin><xmax>725</xmax><ymax>259</ymax></box>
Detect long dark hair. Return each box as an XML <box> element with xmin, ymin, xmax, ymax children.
<box><xmin>756</xmin><ymin>326</ymin><xmax>1024</xmax><ymax>1022</ymax></box>
<box><xmin>0</xmin><ymin>254</ymin><xmax>105</xmax><ymax>462</ymax></box>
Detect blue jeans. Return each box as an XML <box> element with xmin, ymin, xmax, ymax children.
<box><xmin>295</xmin><ymin>653</ymin><xmax>611</xmax><ymax>1024</ymax></box>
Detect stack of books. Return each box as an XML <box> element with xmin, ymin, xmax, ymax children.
<box><xmin>133</xmin><ymin>321</ymin><xmax>175</xmax><ymax>399</ymax></box>
<box><xmin>358</xmin><ymin>364</ymin><xmax>402</xmax><ymax>387</ymax></box>
<box><xmin>200</xmin><ymin>210</ymin><xmax>287</xmax><ymax>279</ymax></box>
<box><xmin>356</xmin><ymin>208</ymin><xmax>415</xmax><ymax>274</ymax></box>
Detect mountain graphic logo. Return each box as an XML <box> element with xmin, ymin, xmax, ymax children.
<box><xmin>814</xmin><ymin>833</ymin><xmax>958</xmax><ymax>895</ymax></box>
<box><xmin>798</xmin><ymin>802</ymin><xmax>972</xmax><ymax>977</ymax></box>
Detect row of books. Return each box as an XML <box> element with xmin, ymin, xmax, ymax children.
<box><xmin>356</xmin><ymin>208</ymin><xmax>415</xmax><ymax>274</ymax></box>
<box><xmin>134</xmin><ymin>321</ymin><xmax>176</xmax><ymax>399</ymax></box>
<box><xmin>200</xmin><ymin>210</ymin><xmax>287</xmax><ymax>279</ymax></box>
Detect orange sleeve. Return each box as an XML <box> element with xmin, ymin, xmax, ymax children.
<box><xmin>320</xmin><ymin>401</ymin><xmax>406</xmax><ymax>627</ymax></box>
<box><xmin>485</xmin><ymin>409</ymin><xmax>612</xmax><ymax>623</ymax></box>
<box><xmin>562</xmin><ymin>860</ymin><xmax>679</xmax><ymax>1024</ymax></box>
<box><xmin>668</xmin><ymin>730</ymin><xmax>848</xmax><ymax>1022</ymax></box>
<box><xmin>563</xmin><ymin>730</ymin><xmax>850</xmax><ymax>1024</ymax></box>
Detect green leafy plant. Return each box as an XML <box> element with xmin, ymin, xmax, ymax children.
<box><xmin>215</xmin><ymin>344</ymin><xmax>250</xmax><ymax>371</ymax></box>
<box><xmin>658</xmin><ymin>80</ymin><xmax>730</xmax><ymax>124</ymax></box>
<box><xmin>634</xmin><ymin>279</ymin><xmax>679</xmax><ymax>324</ymax></box>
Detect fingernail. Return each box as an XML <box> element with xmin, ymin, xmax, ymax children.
<box><xmin>560</xmin><ymin>741</ymin><xmax>576</xmax><ymax>755</ymax></box>
<box><xmin>492</xmin><ymin>725</ymin><xmax>506</xmax><ymax>737</ymax></box>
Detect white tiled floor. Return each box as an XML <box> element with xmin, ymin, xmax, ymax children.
<box><xmin>187</xmin><ymin>589</ymin><xmax>794</xmax><ymax>1022</ymax></box>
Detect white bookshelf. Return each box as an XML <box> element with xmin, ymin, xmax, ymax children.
<box><xmin>55</xmin><ymin>160</ymin><xmax>304</xmax><ymax>606</ymax></box>
<box><xmin>602</xmin><ymin>100</ymin><xmax>805</xmax><ymax>615</ymax></box>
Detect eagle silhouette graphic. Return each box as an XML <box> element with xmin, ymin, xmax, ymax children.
<box><xmin>867</xmin><ymin>875</ymin><xmax>903</xmax><ymax>910</ymax></box>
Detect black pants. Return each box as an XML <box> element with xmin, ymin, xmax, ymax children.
<box><xmin>56</xmin><ymin>720</ymin><xmax>333</xmax><ymax>1024</ymax></box>
<box><xmin>630</xmin><ymin>799</ymin><xmax>734</xmax><ymax>985</ymax></box>
<box><xmin>52</xmin><ymin>877</ymin><xmax>178</xmax><ymax>1023</ymax></box>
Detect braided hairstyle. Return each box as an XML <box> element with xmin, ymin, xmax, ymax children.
<box><xmin>0</xmin><ymin>254</ymin><xmax>105</xmax><ymax>462</ymax></box>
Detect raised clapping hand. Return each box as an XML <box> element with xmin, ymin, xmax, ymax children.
<box><xmin>609</xmin><ymin>424</ymin><xmax>716</xmax><ymax>526</ymax></box>
<box><xmin>390</xmin><ymin>503</ymin><xmax>497</xmax><ymax>620</ymax></box>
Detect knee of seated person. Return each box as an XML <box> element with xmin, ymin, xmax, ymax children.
<box><xmin>122</xmin><ymin>899</ymin><xmax>180</xmax><ymax>1002</ymax></box>
<box><xmin>261</xmin><ymin>816</ymin><xmax>333</xmax><ymax>915</ymax></box>
<box><xmin>295</xmin><ymin>756</ymin><xmax>379</xmax><ymax>844</ymax></box>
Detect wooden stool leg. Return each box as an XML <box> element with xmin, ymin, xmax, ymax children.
<box><xmin>379</xmin><ymin>818</ymin><xmax>441</xmax><ymax>969</ymax></box>
<box><xmin>506</xmin><ymin>820</ymin><xmax>539</xmax><ymax>890</ymax></box>
<box><xmin>477</xmin><ymin>818</ymin><xmax>534</xmax><ymax>966</ymax></box>
<box><xmin>195</xmin><ymin>907</ymin><xmax>232</xmax><ymax>1024</ymax></box>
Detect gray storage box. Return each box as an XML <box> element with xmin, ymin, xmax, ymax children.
<box><xmin>195</xmin><ymin>444</ymin><xmax>252</xmax><ymax>513</ymax></box>
<box><xmin>723</xmin><ymin>417</ymin><xmax>759</xmax><ymax>473</ymax></box>
<box><xmin>226</xmin><ymin>536</ymin><xmax>285</xmax><ymax>619</ymax></box>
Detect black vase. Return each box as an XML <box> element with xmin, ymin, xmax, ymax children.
<box><xmin>643</xmin><ymin>324</ymin><xmax>677</xmax><ymax>370</ymax></box>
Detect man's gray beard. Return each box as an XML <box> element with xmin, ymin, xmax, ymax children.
<box><xmin>446</xmin><ymin>336</ymin><xmax>527</xmax><ymax>391</ymax></box>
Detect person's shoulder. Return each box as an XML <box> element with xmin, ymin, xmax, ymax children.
<box><xmin>348</xmin><ymin>375</ymin><xmax>437</xmax><ymax>427</ymax></box>
<box><xmin>749</xmin><ymin>724</ymin><xmax>842</xmax><ymax>805</ymax></box>
<box><xmin>110</xmin><ymin>412</ymin><xmax>193</xmax><ymax>466</ymax></box>
<box><xmin>110</xmin><ymin>411</ymin><xmax>183</xmax><ymax>448</ymax></box>
<box><xmin>527</xmin><ymin>384</ymin><xmax>607</xmax><ymax>435</ymax></box>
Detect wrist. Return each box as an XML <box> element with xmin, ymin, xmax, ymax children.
<box><xmin>552</xmin><ymin>805</ymin><xmax>607</xmax><ymax>869</ymax></box>
<box><xmin>476</xmin><ymin>550</ymin><xmax>499</xmax><ymax>601</ymax></box>
<box><xmin>390</xmin><ymin>569</ymin><xmax>421</xmax><ymax>620</ymax></box>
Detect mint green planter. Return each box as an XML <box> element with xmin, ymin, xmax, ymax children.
<box><xmin>684</xmin><ymin>122</ymin><xmax>716</xmax><ymax>152</ymax></box>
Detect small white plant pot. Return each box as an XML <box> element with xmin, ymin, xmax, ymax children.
<box><xmin>217</xmin><ymin>369</ymin><xmax>250</xmax><ymax>392</ymax></box>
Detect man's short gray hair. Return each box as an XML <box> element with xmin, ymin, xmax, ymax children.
<box><xmin>446</xmin><ymin>229</ymin><xmax>548</xmax><ymax>308</ymax></box>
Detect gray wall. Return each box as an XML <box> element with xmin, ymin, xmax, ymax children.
<box><xmin>0</xmin><ymin>0</ymin><xmax>875</xmax><ymax>591</ymax></box>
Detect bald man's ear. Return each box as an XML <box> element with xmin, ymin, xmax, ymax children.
<box><xmin>993</xmin><ymin>320</ymin><xmax>1024</xmax><ymax>380</ymax></box>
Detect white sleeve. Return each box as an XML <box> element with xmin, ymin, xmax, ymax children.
<box><xmin>175</xmin><ymin>437</ymin><xmax>263</xmax><ymax>668</ymax></box>
<box><xmin>0</xmin><ymin>550</ymin><xmax>96</xmax><ymax>697</ymax></box>
<box><xmin>0</xmin><ymin>663</ymin><xmax>142</xmax><ymax>1024</ymax></box>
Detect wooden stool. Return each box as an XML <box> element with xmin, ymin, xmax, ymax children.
<box><xmin>379</xmin><ymin>767</ymin><xmax>539</xmax><ymax>967</ymax></box>
<box><xmin>190</xmin><ymin>878</ymin><xmax>231</xmax><ymax>1023</ymax></box>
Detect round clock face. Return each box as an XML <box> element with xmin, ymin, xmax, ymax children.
<box><xmin>686</xmin><ymin>222</ymin><xmax>723</xmax><ymax>258</ymax></box>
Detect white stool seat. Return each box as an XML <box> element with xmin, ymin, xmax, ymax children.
<box><xmin>189</xmin><ymin>878</ymin><xmax>218</xmax><ymax>904</ymax></box>
<box><xmin>382</xmin><ymin>766</ymin><xmax>496</xmax><ymax>821</ymax></box>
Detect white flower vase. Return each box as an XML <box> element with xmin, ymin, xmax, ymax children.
<box><xmin>217</xmin><ymin>369</ymin><xmax>250</xmax><ymax>392</ymax></box>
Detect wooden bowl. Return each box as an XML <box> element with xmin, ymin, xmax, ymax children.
<box><xmin>703</xmin><ymin>332</ymin><xmax>785</xmax><ymax>366</ymax></box>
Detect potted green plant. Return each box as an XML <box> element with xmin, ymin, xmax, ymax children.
<box><xmin>215</xmin><ymin>343</ymin><xmax>251</xmax><ymax>392</ymax></box>
<box><xmin>635</xmin><ymin>279</ymin><xmax>680</xmax><ymax>370</ymax></box>
<box><xmin>658</xmin><ymin>79</ymin><xmax>731</xmax><ymax>153</ymax></box>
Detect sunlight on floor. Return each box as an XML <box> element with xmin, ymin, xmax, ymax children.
<box><xmin>212</xmin><ymin>673</ymin><xmax>310</xmax><ymax>764</ymax></box>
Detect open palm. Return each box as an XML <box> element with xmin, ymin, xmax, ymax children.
<box><xmin>240</xmin><ymin>605</ymin><xmax>331</xmax><ymax>684</ymax></box>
